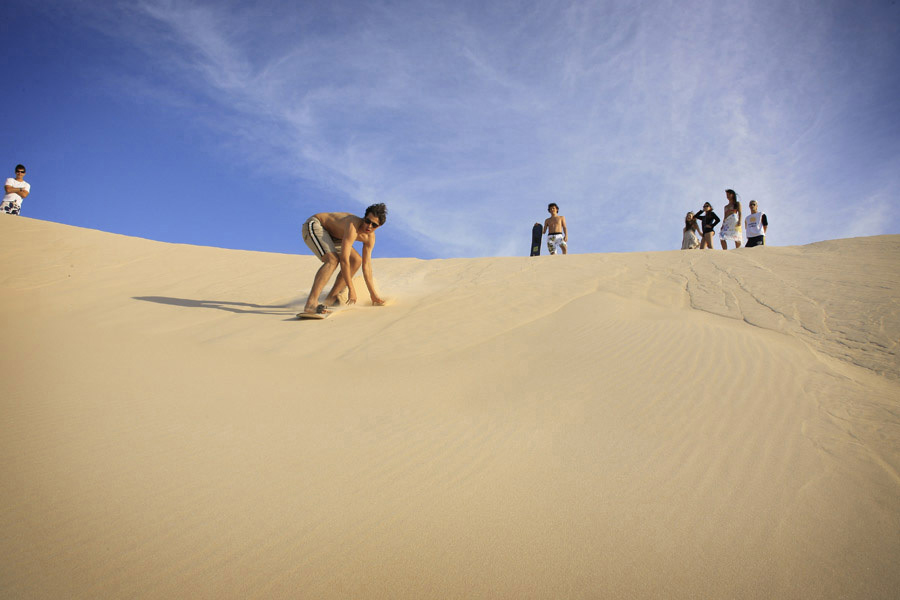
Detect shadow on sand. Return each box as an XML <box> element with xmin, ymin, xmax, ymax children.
<box><xmin>133</xmin><ymin>296</ymin><xmax>297</xmax><ymax>316</ymax></box>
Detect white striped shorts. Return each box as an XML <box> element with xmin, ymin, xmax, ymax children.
<box><xmin>302</xmin><ymin>217</ymin><xmax>342</xmax><ymax>259</ymax></box>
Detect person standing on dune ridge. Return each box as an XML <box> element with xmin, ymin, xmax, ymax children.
<box><xmin>682</xmin><ymin>211</ymin><xmax>701</xmax><ymax>249</ymax></box>
<box><xmin>543</xmin><ymin>203</ymin><xmax>568</xmax><ymax>255</ymax></box>
<box><xmin>719</xmin><ymin>189</ymin><xmax>743</xmax><ymax>249</ymax></box>
<box><xmin>693</xmin><ymin>202</ymin><xmax>720</xmax><ymax>250</ymax></box>
<box><xmin>1</xmin><ymin>164</ymin><xmax>30</xmax><ymax>215</ymax></box>
<box><xmin>744</xmin><ymin>200</ymin><xmax>768</xmax><ymax>247</ymax></box>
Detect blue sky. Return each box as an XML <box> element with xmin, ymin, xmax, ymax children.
<box><xmin>4</xmin><ymin>0</ymin><xmax>899</xmax><ymax>259</ymax></box>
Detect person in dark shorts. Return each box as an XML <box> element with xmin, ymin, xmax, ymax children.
<box><xmin>693</xmin><ymin>202</ymin><xmax>720</xmax><ymax>250</ymax></box>
<box><xmin>744</xmin><ymin>201</ymin><xmax>768</xmax><ymax>247</ymax></box>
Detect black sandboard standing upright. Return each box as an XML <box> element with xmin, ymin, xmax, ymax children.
<box><xmin>530</xmin><ymin>223</ymin><xmax>542</xmax><ymax>256</ymax></box>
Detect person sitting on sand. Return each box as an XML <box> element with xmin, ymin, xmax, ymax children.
<box><xmin>744</xmin><ymin>200</ymin><xmax>768</xmax><ymax>247</ymax></box>
<box><xmin>719</xmin><ymin>189</ymin><xmax>743</xmax><ymax>249</ymax></box>
<box><xmin>300</xmin><ymin>204</ymin><xmax>387</xmax><ymax>315</ymax></box>
<box><xmin>693</xmin><ymin>202</ymin><xmax>720</xmax><ymax>250</ymax></box>
<box><xmin>543</xmin><ymin>203</ymin><xmax>568</xmax><ymax>255</ymax></box>
<box><xmin>682</xmin><ymin>212</ymin><xmax>701</xmax><ymax>249</ymax></box>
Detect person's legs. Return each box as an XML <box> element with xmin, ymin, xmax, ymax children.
<box><xmin>324</xmin><ymin>248</ymin><xmax>362</xmax><ymax>305</ymax></box>
<box><xmin>301</xmin><ymin>217</ymin><xmax>343</xmax><ymax>312</ymax></box>
<box><xmin>548</xmin><ymin>234</ymin><xmax>564</xmax><ymax>255</ymax></box>
<box><xmin>305</xmin><ymin>253</ymin><xmax>339</xmax><ymax>312</ymax></box>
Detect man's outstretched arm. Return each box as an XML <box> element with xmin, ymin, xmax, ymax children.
<box><xmin>361</xmin><ymin>240</ymin><xmax>384</xmax><ymax>305</ymax></box>
<box><xmin>339</xmin><ymin>225</ymin><xmax>359</xmax><ymax>303</ymax></box>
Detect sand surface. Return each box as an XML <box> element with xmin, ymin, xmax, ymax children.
<box><xmin>1</xmin><ymin>216</ymin><xmax>898</xmax><ymax>599</ymax></box>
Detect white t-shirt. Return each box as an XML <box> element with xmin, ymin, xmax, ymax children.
<box><xmin>745</xmin><ymin>212</ymin><xmax>767</xmax><ymax>238</ymax></box>
<box><xmin>3</xmin><ymin>178</ymin><xmax>30</xmax><ymax>207</ymax></box>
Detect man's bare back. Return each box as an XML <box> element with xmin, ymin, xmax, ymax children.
<box><xmin>313</xmin><ymin>212</ymin><xmax>374</xmax><ymax>244</ymax></box>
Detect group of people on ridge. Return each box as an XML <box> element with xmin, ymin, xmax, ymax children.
<box><xmin>682</xmin><ymin>189</ymin><xmax>768</xmax><ymax>250</ymax></box>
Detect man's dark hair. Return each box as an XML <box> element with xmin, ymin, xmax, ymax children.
<box><xmin>15</xmin><ymin>164</ymin><xmax>26</xmax><ymax>173</ymax></box>
<box><xmin>365</xmin><ymin>203</ymin><xmax>387</xmax><ymax>226</ymax></box>
<box><xmin>548</xmin><ymin>203</ymin><xmax>559</xmax><ymax>211</ymax></box>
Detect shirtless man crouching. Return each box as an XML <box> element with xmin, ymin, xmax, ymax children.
<box><xmin>300</xmin><ymin>203</ymin><xmax>387</xmax><ymax>315</ymax></box>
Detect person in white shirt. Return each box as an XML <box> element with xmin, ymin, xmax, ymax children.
<box><xmin>744</xmin><ymin>200</ymin><xmax>768</xmax><ymax>247</ymax></box>
<box><xmin>2</xmin><ymin>164</ymin><xmax>30</xmax><ymax>215</ymax></box>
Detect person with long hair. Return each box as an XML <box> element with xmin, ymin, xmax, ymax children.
<box><xmin>682</xmin><ymin>211</ymin><xmax>701</xmax><ymax>249</ymax></box>
<box><xmin>719</xmin><ymin>189</ymin><xmax>743</xmax><ymax>249</ymax></box>
<box><xmin>693</xmin><ymin>202</ymin><xmax>720</xmax><ymax>249</ymax></box>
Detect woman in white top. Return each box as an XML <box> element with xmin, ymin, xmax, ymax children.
<box><xmin>719</xmin><ymin>189</ymin><xmax>742</xmax><ymax>249</ymax></box>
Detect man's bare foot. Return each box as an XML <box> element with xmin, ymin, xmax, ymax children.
<box><xmin>302</xmin><ymin>303</ymin><xmax>330</xmax><ymax>315</ymax></box>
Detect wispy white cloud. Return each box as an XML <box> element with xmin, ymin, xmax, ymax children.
<box><xmin>82</xmin><ymin>0</ymin><xmax>900</xmax><ymax>256</ymax></box>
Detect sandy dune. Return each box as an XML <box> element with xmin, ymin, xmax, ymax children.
<box><xmin>1</xmin><ymin>216</ymin><xmax>898</xmax><ymax>599</ymax></box>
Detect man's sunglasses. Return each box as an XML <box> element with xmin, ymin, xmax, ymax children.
<box><xmin>15</xmin><ymin>170</ymin><xmax>25</xmax><ymax>174</ymax></box>
<box><xmin>364</xmin><ymin>217</ymin><xmax>380</xmax><ymax>228</ymax></box>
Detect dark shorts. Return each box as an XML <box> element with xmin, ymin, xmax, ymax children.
<box><xmin>746</xmin><ymin>235</ymin><xmax>765</xmax><ymax>247</ymax></box>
